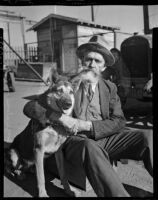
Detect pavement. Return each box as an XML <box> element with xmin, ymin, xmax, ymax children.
<box><xmin>3</xmin><ymin>80</ymin><xmax>153</xmax><ymax>197</ymax></box>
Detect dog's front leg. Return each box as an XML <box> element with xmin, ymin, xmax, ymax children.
<box><xmin>34</xmin><ymin>148</ymin><xmax>48</xmax><ymax>197</ymax></box>
<box><xmin>55</xmin><ymin>147</ymin><xmax>77</xmax><ymax>197</ymax></box>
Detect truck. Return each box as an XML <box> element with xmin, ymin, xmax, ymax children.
<box><xmin>120</xmin><ymin>34</ymin><xmax>152</xmax><ymax>101</ymax></box>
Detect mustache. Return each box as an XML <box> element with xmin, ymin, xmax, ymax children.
<box><xmin>80</xmin><ymin>68</ymin><xmax>98</xmax><ymax>77</ymax></box>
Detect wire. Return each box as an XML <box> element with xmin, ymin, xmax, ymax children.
<box><xmin>115</xmin><ymin>31</ymin><xmax>133</xmax><ymax>36</ymax></box>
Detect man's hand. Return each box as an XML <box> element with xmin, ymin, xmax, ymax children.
<box><xmin>57</xmin><ymin>114</ymin><xmax>92</xmax><ymax>135</ymax></box>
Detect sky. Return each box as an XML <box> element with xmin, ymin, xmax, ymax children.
<box><xmin>0</xmin><ymin>5</ymin><xmax>157</xmax><ymax>48</ymax></box>
<box><xmin>0</xmin><ymin>5</ymin><xmax>145</xmax><ymax>32</ymax></box>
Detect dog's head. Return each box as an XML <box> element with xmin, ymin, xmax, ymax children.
<box><xmin>46</xmin><ymin>79</ymin><xmax>75</xmax><ymax>115</ymax></box>
<box><xmin>25</xmin><ymin>68</ymin><xmax>98</xmax><ymax>117</ymax></box>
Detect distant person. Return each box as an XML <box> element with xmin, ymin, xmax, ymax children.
<box><xmin>144</xmin><ymin>73</ymin><xmax>153</xmax><ymax>93</ymax></box>
<box><xmin>3</xmin><ymin>64</ymin><xmax>16</xmax><ymax>92</ymax></box>
<box><xmin>102</xmin><ymin>48</ymin><xmax>130</xmax><ymax>107</ymax></box>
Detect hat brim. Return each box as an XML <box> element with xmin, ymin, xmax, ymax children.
<box><xmin>76</xmin><ymin>42</ymin><xmax>115</xmax><ymax>66</ymax></box>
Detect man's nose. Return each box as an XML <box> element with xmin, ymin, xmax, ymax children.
<box><xmin>89</xmin><ymin>60</ymin><xmax>96</xmax><ymax>68</ymax></box>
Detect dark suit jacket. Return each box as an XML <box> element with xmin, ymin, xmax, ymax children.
<box><xmin>23</xmin><ymin>78</ymin><xmax>126</xmax><ymax>141</ymax></box>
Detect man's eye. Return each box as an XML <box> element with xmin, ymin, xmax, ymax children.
<box><xmin>96</xmin><ymin>60</ymin><xmax>101</xmax><ymax>63</ymax></box>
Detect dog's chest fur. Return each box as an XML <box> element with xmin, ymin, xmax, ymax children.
<box><xmin>35</xmin><ymin>126</ymin><xmax>68</xmax><ymax>154</ymax></box>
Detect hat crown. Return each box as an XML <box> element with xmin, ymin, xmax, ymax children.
<box><xmin>89</xmin><ymin>35</ymin><xmax>98</xmax><ymax>42</ymax></box>
<box><xmin>89</xmin><ymin>35</ymin><xmax>110</xmax><ymax>49</ymax></box>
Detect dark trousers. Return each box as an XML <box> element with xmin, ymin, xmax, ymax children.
<box><xmin>60</xmin><ymin>127</ymin><xmax>153</xmax><ymax>197</ymax></box>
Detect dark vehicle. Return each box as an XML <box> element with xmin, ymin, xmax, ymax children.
<box><xmin>3</xmin><ymin>65</ymin><xmax>17</xmax><ymax>92</ymax></box>
<box><xmin>120</xmin><ymin>34</ymin><xmax>152</xmax><ymax>101</ymax></box>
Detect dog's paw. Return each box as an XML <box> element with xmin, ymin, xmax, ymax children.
<box><xmin>39</xmin><ymin>190</ymin><xmax>49</xmax><ymax>197</ymax></box>
<box><xmin>65</xmin><ymin>189</ymin><xmax>76</xmax><ymax>197</ymax></box>
<box><xmin>39</xmin><ymin>193</ymin><xmax>49</xmax><ymax>197</ymax></box>
<box><xmin>65</xmin><ymin>187</ymin><xmax>81</xmax><ymax>197</ymax></box>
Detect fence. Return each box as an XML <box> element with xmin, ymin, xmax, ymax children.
<box><xmin>3</xmin><ymin>43</ymin><xmax>39</xmax><ymax>66</ymax></box>
<box><xmin>3</xmin><ymin>41</ymin><xmax>54</xmax><ymax>67</ymax></box>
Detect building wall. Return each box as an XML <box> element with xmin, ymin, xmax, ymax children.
<box><xmin>37</xmin><ymin>21</ymin><xmax>52</xmax><ymax>62</ymax></box>
<box><xmin>0</xmin><ymin>17</ymin><xmax>37</xmax><ymax>47</ymax></box>
<box><xmin>61</xmin><ymin>24</ymin><xmax>78</xmax><ymax>73</ymax></box>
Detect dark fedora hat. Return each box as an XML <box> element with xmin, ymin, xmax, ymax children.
<box><xmin>76</xmin><ymin>35</ymin><xmax>115</xmax><ymax>66</ymax></box>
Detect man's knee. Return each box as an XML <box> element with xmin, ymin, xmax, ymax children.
<box><xmin>83</xmin><ymin>138</ymin><xmax>98</xmax><ymax>151</ymax></box>
<box><xmin>82</xmin><ymin>138</ymin><xmax>109</xmax><ymax>160</ymax></box>
<box><xmin>140</xmin><ymin>129</ymin><xmax>153</xmax><ymax>146</ymax></box>
<box><xmin>142</xmin><ymin>129</ymin><xmax>153</xmax><ymax>140</ymax></box>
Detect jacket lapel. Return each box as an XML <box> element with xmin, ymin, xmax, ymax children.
<box><xmin>74</xmin><ymin>79</ymin><xmax>110</xmax><ymax>120</ymax></box>
<box><xmin>98</xmin><ymin>79</ymin><xmax>110</xmax><ymax>119</ymax></box>
<box><xmin>74</xmin><ymin>82</ymin><xmax>89</xmax><ymax>119</ymax></box>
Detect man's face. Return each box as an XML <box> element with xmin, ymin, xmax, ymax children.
<box><xmin>82</xmin><ymin>52</ymin><xmax>106</xmax><ymax>75</ymax></box>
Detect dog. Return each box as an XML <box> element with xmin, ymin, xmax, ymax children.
<box><xmin>4</xmin><ymin>69</ymin><xmax>97</xmax><ymax>197</ymax></box>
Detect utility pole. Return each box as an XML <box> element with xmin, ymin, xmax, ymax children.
<box><xmin>91</xmin><ymin>6</ymin><xmax>94</xmax><ymax>22</ymax></box>
<box><xmin>113</xmin><ymin>31</ymin><xmax>116</xmax><ymax>48</ymax></box>
<box><xmin>7</xmin><ymin>22</ymin><xmax>10</xmax><ymax>45</ymax></box>
<box><xmin>54</xmin><ymin>6</ymin><xmax>56</xmax><ymax>14</ymax></box>
<box><xmin>20</xmin><ymin>16</ymin><xmax>27</xmax><ymax>60</ymax></box>
<box><xmin>143</xmin><ymin>5</ymin><xmax>149</xmax><ymax>34</ymax></box>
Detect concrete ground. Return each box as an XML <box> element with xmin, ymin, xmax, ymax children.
<box><xmin>3</xmin><ymin>80</ymin><xmax>153</xmax><ymax>197</ymax></box>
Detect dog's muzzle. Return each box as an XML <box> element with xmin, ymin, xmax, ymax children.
<box><xmin>57</xmin><ymin>95</ymin><xmax>72</xmax><ymax>110</ymax></box>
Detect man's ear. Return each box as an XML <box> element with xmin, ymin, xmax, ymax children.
<box><xmin>100</xmin><ymin>66</ymin><xmax>106</xmax><ymax>72</ymax></box>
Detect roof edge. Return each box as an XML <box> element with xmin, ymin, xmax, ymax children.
<box><xmin>26</xmin><ymin>13</ymin><xmax>120</xmax><ymax>32</ymax></box>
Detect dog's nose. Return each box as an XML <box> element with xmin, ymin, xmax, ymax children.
<box><xmin>63</xmin><ymin>101</ymin><xmax>72</xmax><ymax>110</ymax></box>
<box><xmin>58</xmin><ymin>96</ymin><xmax>72</xmax><ymax>110</ymax></box>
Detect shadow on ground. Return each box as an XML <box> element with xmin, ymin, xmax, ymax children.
<box><xmin>4</xmin><ymin>171</ymin><xmax>69</xmax><ymax>197</ymax></box>
<box><xmin>4</xmin><ymin>141</ymin><xmax>69</xmax><ymax>197</ymax></box>
<box><xmin>123</xmin><ymin>184</ymin><xmax>153</xmax><ymax>197</ymax></box>
<box><xmin>4</xmin><ymin>141</ymin><xmax>153</xmax><ymax>197</ymax></box>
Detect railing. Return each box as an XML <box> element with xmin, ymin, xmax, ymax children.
<box><xmin>3</xmin><ymin>39</ymin><xmax>49</xmax><ymax>85</ymax></box>
<box><xmin>3</xmin><ymin>44</ymin><xmax>39</xmax><ymax>66</ymax></box>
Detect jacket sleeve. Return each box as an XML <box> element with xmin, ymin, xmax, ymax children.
<box><xmin>92</xmin><ymin>83</ymin><xmax>126</xmax><ymax>140</ymax></box>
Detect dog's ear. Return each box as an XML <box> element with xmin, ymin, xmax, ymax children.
<box><xmin>69</xmin><ymin>73</ymin><xmax>82</xmax><ymax>93</ymax></box>
<box><xmin>49</xmin><ymin>67</ymin><xmax>60</xmax><ymax>85</ymax></box>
